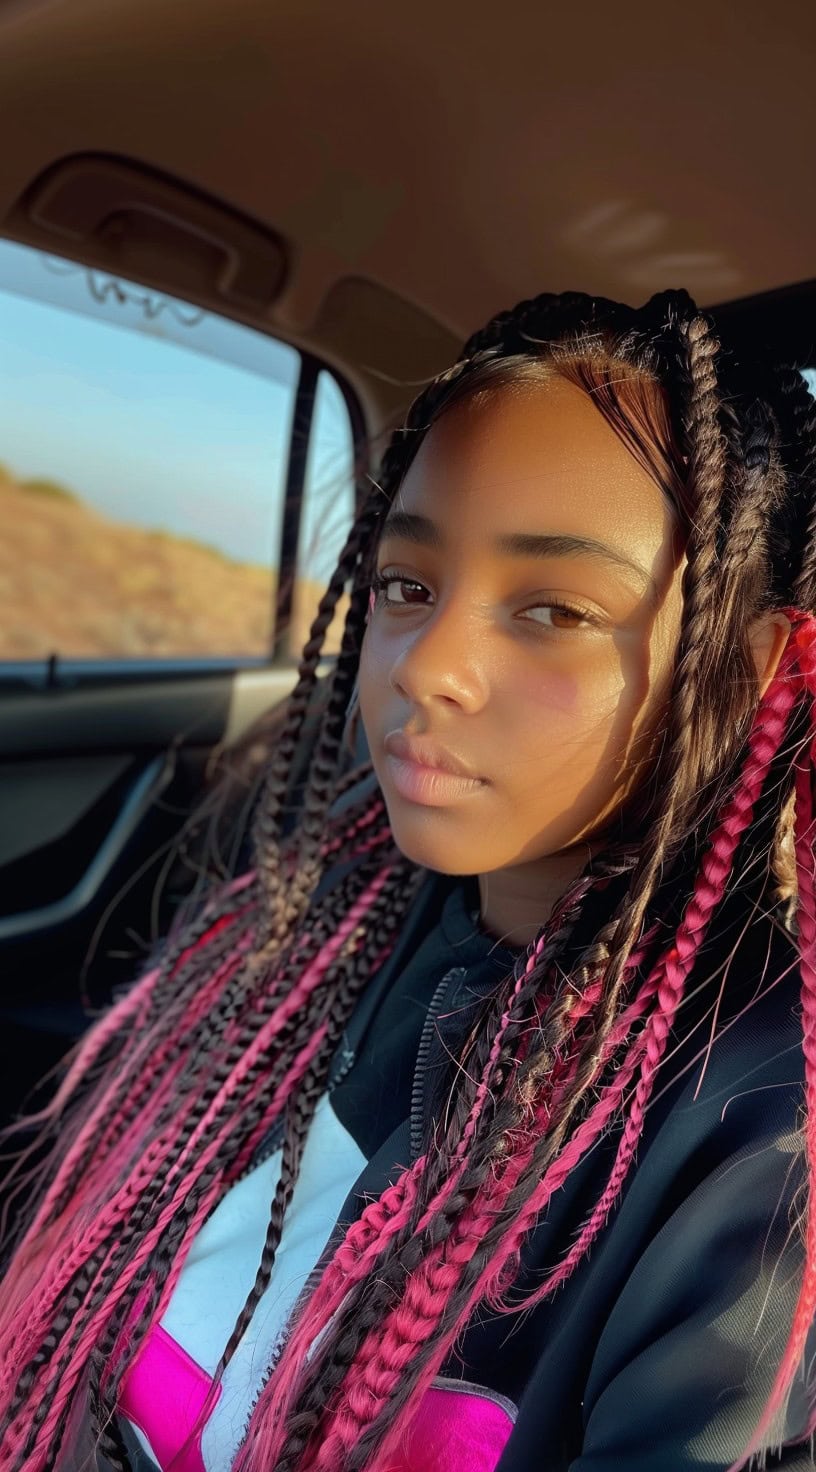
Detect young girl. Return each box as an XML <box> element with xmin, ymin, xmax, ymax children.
<box><xmin>2</xmin><ymin>287</ymin><xmax>816</xmax><ymax>1472</ymax></box>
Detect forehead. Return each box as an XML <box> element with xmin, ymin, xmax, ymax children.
<box><xmin>395</xmin><ymin>378</ymin><xmax>675</xmax><ymax>556</ymax></box>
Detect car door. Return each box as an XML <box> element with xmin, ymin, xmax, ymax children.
<box><xmin>0</xmin><ymin>230</ymin><xmax>364</xmax><ymax>1143</ymax></box>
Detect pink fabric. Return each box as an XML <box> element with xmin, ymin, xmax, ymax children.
<box><xmin>118</xmin><ymin>1324</ymin><xmax>220</xmax><ymax>1472</ymax></box>
<box><xmin>120</xmin><ymin>1324</ymin><xmax>511</xmax><ymax>1472</ymax></box>
<box><xmin>387</xmin><ymin>1384</ymin><xmax>515</xmax><ymax>1472</ymax></box>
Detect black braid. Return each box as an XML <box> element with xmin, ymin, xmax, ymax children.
<box><xmin>271</xmin><ymin>293</ymin><xmax>728</xmax><ymax>1469</ymax></box>
<box><xmin>270</xmin><ymin>861</ymin><xmax>616</xmax><ymax>1470</ymax></box>
<box><xmin>34</xmin><ymin>897</ymin><xmax>262</xmax><ymax>1228</ymax></box>
<box><xmin>3</xmin><ymin>846</ymin><xmax>400</xmax><ymax>1456</ymax></box>
<box><xmin>88</xmin><ymin>856</ymin><xmax>424</xmax><ymax>1443</ymax></box>
<box><xmin>251</xmin><ymin>492</ymin><xmax>385</xmax><ymax>950</ymax></box>
<box><xmin>204</xmin><ymin>859</ymin><xmax>424</xmax><ymax>1398</ymax></box>
<box><xmin>272</xmin><ymin>296</ymin><xmax>754</xmax><ymax>1472</ymax></box>
<box><xmin>291</xmin><ymin>577</ymin><xmax>376</xmax><ymax>898</ymax></box>
<box><xmin>87</xmin><ymin>1355</ymin><xmax>132</xmax><ymax>1472</ymax></box>
<box><xmin>578</xmin><ymin>310</ymin><xmax>728</xmax><ymax>1015</ymax></box>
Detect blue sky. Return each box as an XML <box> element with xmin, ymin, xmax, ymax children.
<box><xmin>0</xmin><ymin>243</ymin><xmax>355</xmax><ymax>573</ymax></box>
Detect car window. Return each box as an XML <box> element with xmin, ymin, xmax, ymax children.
<box><xmin>0</xmin><ymin>238</ymin><xmax>358</xmax><ymax>668</ymax></box>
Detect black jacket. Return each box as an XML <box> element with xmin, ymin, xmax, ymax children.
<box><xmin>101</xmin><ymin>766</ymin><xmax>812</xmax><ymax>1472</ymax></box>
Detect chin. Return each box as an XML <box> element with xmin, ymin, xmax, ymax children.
<box><xmin>385</xmin><ymin>810</ymin><xmax>486</xmax><ymax>876</ymax></box>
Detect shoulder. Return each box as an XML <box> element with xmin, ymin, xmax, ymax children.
<box><xmin>569</xmin><ymin>920</ymin><xmax>811</xmax><ymax>1470</ymax></box>
<box><xmin>669</xmin><ymin>911</ymin><xmax>803</xmax><ymax>1128</ymax></box>
<box><xmin>624</xmin><ymin>912</ymin><xmax>805</xmax><ymax>1210</ymax></box>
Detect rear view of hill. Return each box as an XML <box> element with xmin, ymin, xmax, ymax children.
<box><xmin>0</xmin><ymin>469</ymin><xmax>340</xmax><ymax>661</ymax></box>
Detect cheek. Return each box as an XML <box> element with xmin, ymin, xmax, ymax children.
<box><xmin>514</xmin><ymin>666</ymin><xmax>579</xmax><ymax>714</ymax></box>
<box><xmin>488</xmin><ymin>658</ymin><xmax>651</xmax><ymax>854</ymax></box>
<box><xmin>510</xmin><ymin>645</ymin><xmax>629</xmax><ymax>743</ymax></box>
<box><xmin>487</xmin><ymin>656</ymin><xmax>627</xmax><ymax>803</ymax></box>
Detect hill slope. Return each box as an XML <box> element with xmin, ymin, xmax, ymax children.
<box><xmin>0</xmin><ymin>475</ymin><xmax>344</xmax><ymax>661</ymax></box>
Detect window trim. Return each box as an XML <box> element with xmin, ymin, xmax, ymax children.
<box><xmin>274</xmin><ymin>353</ymin><xmax>319</xmax><ymax>667</ymax></box>
<box><xmin>272</xmin><ymin>359</ymin><xmax>368</xmax><ymax>667</ymax></box>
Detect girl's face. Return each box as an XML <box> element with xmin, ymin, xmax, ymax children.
<box><xmin>358</xmin><ymin>377</ymin><xmax>686</xmax><ymax>880</ymax></box>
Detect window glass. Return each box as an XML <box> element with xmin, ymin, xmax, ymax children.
<box><xmin>294</xmin><ymin>369</ymin><xmax>358</xmax><ymax>657</ymax></box>
<box><xmin>0</xmin><ymin>239</ymin><xmax>300</xmax><ymax>661</ymax></box>
<box><xmin>803</xmin><ymin>368</ymin><xmax>816</xmax><ymax>397</ymax></box>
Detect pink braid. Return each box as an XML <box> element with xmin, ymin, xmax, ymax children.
<box><xmin>0</xmin><ymin>988</ymin><xmax>186</xmax><ymax>1340</ymax></box>
<box><xmin>27</xmin><ymin>964</ymin><xmax>158</xmax><ymax>1124</ymax></box>
<box><xmin>1</xmin><ymin>1028</ymin><xmax>333</xmax><ymax>1465</ymax></box>
<box><xmin>100</xmin><ymin>878</ymin><xmax>393</xmax><ymax>1427</ymax></box>
<box><xmin>247</xmin><ymin>911</ymin><xmax>657</xmax><ymax>1467</ymax></box>
<box><xmin>11</xmin><ymin>931</ymin><xmax>252</xmax><ymax>1260</ymax></box>
<box><xmin>346</xmin><ymin>1030</ymin><xmax>648</xmax><ymax>1471</ymax></box>
<box><xmin>320</xmin><ymin>797</ymin><xmax>386</xmax><ymax>860</ymax></box>
<box><xmin>231</xmin><ymin>1162</ymin><xmax>431</xmax><ymax>1472</ymax></box>
<box><xmin>109</xmin><ymin>1025</ymin><xmax>333</xmax><ymax>1438</ymax></box>
<box><xmin>0</xmin><ymin>1239</ymin><xmax>123</xmax><ymax>1471</ymax></box>
<box><xmin>91</xmin><ymin>936</ymin><xmax>255</xmax><ymax>1167</ymax></box>
<box><xmin>519</xmin><ymin>642</ymin><xmax>802</xmax><ymax>1304</ymax></box>
<box><xmin>306</xmin><ymin>960</ymin><xmax>660</xmax><ymax>1464</ymax></box>
<box><xmin>1</xmin><ymin>874</ymin><xmax>388</xmax><ymax>1462</ymax></box>
<box><xmin>98</xmin><ymin>1041</ymin><xmax>332</xmax><ymax>1463</ymax></box>
<box><xmin>156</xmin><ymin>870</ymin><xmax>392</xmax><ymax>1200</ymax></box>
<box><xmin>456</xmin><ymin>910</ymin><xmax>574</xmax><ymax>1158</ymax></box>
<box><xmin>311</xmin><ymin>1008</ymin><xmax>657</xmax><ymax>1469</ymax></box>
<box><xmin>236</xmin><ymin>933</ymin><xmax>563</xmax><ymax>1462</ymax></box>
<box><xmin>60</xmin><ymin>876</ymin><xmax>251</xmax><ymax>1105</ymax></box>
<box><xmin>727</xmin><ymin>621</ymin><xmax>816</xmax><ymax>1469</ymax></box>
<box><xmin>0</xmin><ymin>1059</ymin><xmax>189</xmax><ymax>1387</ymax></box>
<box><xmin>245</xmin><ymin>927</ymin><xmax>568</xmax><ymax>1455</ymax></box>
<box><xmin>324</xmin><ymin>997</ymin><xmax>670</xmax><ymax>1472</ymax></box>
<box><xmin>306</xmin><ymin>637</ymin><xmax>806</xmax><ymax>1465</ymax></box>
<box><xmin>17</xmin><ymin>888</ymin><xmax>255</xmax><ymax>1237</ymax></box>
<box><xmin>227</xmin><ymin>935</ymin><xmax>398</xmax><ymax>1184</ymax></box>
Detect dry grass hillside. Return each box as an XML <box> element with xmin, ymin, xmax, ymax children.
<box><xmin>0</xmin><ymin>469</ymin><xmax>346</xmax><ymax>660</ymax></box>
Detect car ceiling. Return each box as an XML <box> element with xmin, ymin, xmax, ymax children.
<box><xmin>0</xmin><ymin>0</ymin><xmax>814</xmax><ymax>420</ymax></box>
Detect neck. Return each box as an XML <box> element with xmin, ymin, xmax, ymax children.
<box><xmin>477</xmin><ymin>846</ymin><xmax>593</xmax><ymax>949</ymax></box>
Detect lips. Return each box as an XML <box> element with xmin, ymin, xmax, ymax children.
<box><xmin>383</xmin><ymin>730</ymin><xmax>482</xmax><ymax>781</ymax></box>
<box><xmin>382</xmin><ymin>731</ymin><xmax>487</xmax><ymax>809</ymax></box>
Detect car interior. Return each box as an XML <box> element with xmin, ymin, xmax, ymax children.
<box><xmin>0</xmin><ymin>0</ymin><xmax>814</xmax><ymax>1191</ymax></box>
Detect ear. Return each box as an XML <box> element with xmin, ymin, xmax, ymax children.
<box><xmin>748</xmin><ymin>610</ymin><xmax>791</xmax><ymax>697</ymax></box>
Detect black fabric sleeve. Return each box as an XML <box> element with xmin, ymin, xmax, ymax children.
<box><xmin>568</xmin><ymin>1123</ymin><xmax>813</xmax><ymax>1471</ymax></box>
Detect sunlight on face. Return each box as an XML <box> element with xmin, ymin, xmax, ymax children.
<box><xmin>358</xmin><ymin>378</ymin><xmax>686</xmax><ymax>879</ymax></box>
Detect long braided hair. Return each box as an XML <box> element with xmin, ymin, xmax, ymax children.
<box><xmin>2</xmin><ymin>289</ymin><xmax>816</xmax><ymax>1472</ymax></box>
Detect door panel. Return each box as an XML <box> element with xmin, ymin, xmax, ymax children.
<box><xmin>0</xmin><ymin>665</ymin><xmax>300</xmax><ymax>1137</ymax></box>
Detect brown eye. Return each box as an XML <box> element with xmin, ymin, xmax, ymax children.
<box><xmin>371</xmin><ymin>573</ymin><xmax>431</xmax><ymax>607</ymax></box>
<box><xmin>522</xmin><ymin>602</ymin><xmax>592</xmax><ymax>630</ymax></box>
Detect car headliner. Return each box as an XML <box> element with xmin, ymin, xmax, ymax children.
<box><xmin>0</xmin><ymin>0</ymin><xmax>813</xmax><ymax>422</ymax></box>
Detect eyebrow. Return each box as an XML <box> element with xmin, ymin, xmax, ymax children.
<box><xmin>380</xmin><ymin>510</ymin><xmax>654</xmax><ymax>593</ymax></box>
<box><xmin>380</xmin><ymin>512</ymin><xmax>438</xmax><ymax>547</ymax></box>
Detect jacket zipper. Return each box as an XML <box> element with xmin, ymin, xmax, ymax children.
<box><xmin>233</xmin><ymin>1044</ymin><xmax>360</xmax><ymax>1444</ymax></box>
<box><xmin>239</xmin><ymin>960</ymin><xmax>463</xmax><ymax>1181</ymax></box>
<box><xmin>409</xmin><ymin>966</ymin><xmax>467</xmax><ymax>1162</ymax></box>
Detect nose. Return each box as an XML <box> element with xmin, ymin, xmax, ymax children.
<box><xmin>388</xmin><ymin>597</ymin><xmax>489</xmax><ymax>714</ymax></box>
